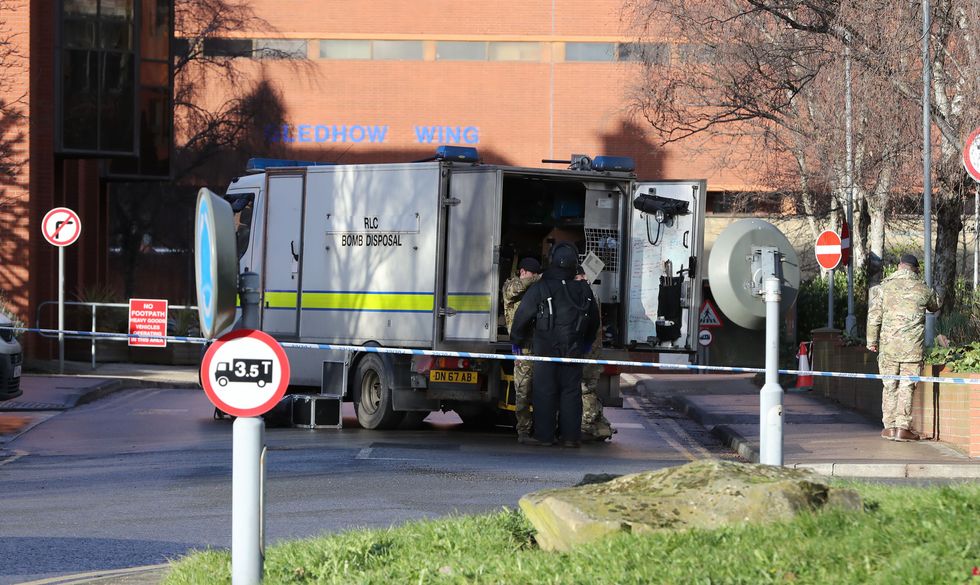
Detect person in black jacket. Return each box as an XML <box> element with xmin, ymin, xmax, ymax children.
<box><xmin>510</xmin><ymin>242</ymin><xmax>599</xmax><ymax>447</ymax></box>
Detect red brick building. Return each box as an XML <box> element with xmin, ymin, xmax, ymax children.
<box><xmin>1</xmin><ymin>0</ymin><xmax>753</xmax><ymax>355</ymax></box>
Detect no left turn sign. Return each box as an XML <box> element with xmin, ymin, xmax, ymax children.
<box><xmin>201</xmin><ymin>329</ymin><xmax>290</xmax><ymax>417</ymax></box>
<box><xmin>41</xmin><ymin>207</ymin><xmax>81</xmax><ymax>247</ymax></box>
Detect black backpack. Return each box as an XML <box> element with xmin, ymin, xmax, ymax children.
<box><xmin>534</xmin><ymin>279</ymin><xmax>593</xmax><ymax>356</ymax></box>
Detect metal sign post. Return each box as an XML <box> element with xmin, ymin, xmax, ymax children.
<box><xmin>195</xmin><ymin>187</ymin><xmax>266</xmax><ymax>583</ymax></box>
<box><xmin>961</xmin><ymin>127</ymin><xmax>980</xmax><ymax>291</ymax></box>
<box><xmin>815</xmin><ymin>230</ymin><xmax>842</xmax><ymax>330</ymax></box>
<box><xmin>201</xmin><ymin>327</ymin><xmax>289</xmax><ymax>585</ymax></box>
<box><xmin>41</xmin><ymin>207</ymin><xmax>82</xmax><ymax>374</ymax></box>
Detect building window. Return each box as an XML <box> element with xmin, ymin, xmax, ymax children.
<box><xmin>319</xmin><ymin>40</ymin><xmax>371</xmax><ymax>59</ymax></box>
<box><xmin>617</xmin><ymin>42</ymin><xmax>669</xmax><ymax>65</ymax></box>
<box><xmin>203</xmin><ymin>38</ymin><xmax>253</xmax><ymax>57</ymax></box>
<box><xmin>488</xmin><ymin>42</ymin><xmax>541</xmax><ymax>61</ymax></box>
<box><xmin>254</xmin><ymin>39</ymin><xmax>307</xmax><ymax>59</ymax></box>
<box><xmin>372</xmin><ymin>40</ymin><xmax>424</xmax><ymax>60</ymax></box>
<box><xmin>565</xmin><ymin>42</ymin><xmax>615</xmax><ymax>62</ymax></box>
<box><xmin>677</xmin><ymin>43</ymin><xmax>717</xmax><ymax>64</ymax></box>
<box><xmin>60</xmin><ymin>0</ymin><xmax>137</xmax><ymax>153</ymax></box>
<box><xmin>435</xmin><ymin>41</ymin><xmax>487</xmax><ymax>61</ymax></box>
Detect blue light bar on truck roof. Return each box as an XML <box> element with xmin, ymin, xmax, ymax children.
<box><xmin>246</xmin><ymin>158</ymin><xmax>334</xmax><ymax>172</ymax></box>
<box><xmin>434</xmin><ymin>146</ymin><xmax>480</xmax><ymax>162</ymax></box>
<box><xmin>592</xmin><ymin>156</ymin><xmax>635</xmax><ymax>172</ymax></box>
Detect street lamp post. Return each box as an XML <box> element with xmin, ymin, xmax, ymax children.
<box><xmin>923</xmin><ymin>0</ymin><xmax>936</xmax><ymax>345</ymax></box>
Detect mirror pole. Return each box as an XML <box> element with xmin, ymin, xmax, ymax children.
<box><xmin>760</xmin><ymin>275</ymin><xmax>784</xmax><ymax>466</ymax></box>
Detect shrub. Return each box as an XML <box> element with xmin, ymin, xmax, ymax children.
<box><xmin>796</xmin><ymin>269</ymin><xmax>869</xmax><ymax>341</ymax></box>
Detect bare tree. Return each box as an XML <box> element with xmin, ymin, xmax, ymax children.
<box><xmin>110</xmin><ymin>0</ymin><xmax>297</xmax><ymax>298</ymax></box>
<box><xmin>624</xmin><ymin>0</ymin><xmax>918</xmax><ymax>278</ymax></box>
<box><xmin>715</xmin><ymin>0</ymin><xmax>980</xmax><ymax>309</ymax></box>
<box><xmin>0</xmin><ymin>0</ymin><xmax>25</xmax><ymax>213</ymax></box>
<box><xmin>173</xmin><ymin>0</ymin><xmax>298</xmax><ymax>183</ymax></box>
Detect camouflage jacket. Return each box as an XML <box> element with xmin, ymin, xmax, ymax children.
<box><xmin>866</xmin><ymin>267</ymin><xmax>940</xmax><ymax>362</ymax></box>
<box><xmin>502</xmin><ymin>274</ymin><xmax>541</xmax><ymax>333</ymax></box>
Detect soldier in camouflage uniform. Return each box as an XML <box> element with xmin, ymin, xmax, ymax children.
<box><xmin>502</xmin><ymin>257</ymin><xmax>542</xmax><ymax>442</ymax></box>
<box><xmin>866</xmin><ymin>254</ymin><xmax>940</xmax><ymax>442</ymax></box>
<box><xmin>576</xmin><ymin>269</ymin><xmax>614</xmax><ymax>442</ymax></box>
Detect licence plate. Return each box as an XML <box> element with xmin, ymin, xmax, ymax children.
<box><xmin>12</xmin><ymin>365</ymin><xmax>20</xmax><ymax>378</ymax></box>
<box><xmin>429</xmin><ymin>370</ymin><xmax>477</xmax><ymax>384</ymax></box>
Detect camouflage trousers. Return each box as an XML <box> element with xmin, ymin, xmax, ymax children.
<box><xmin>878</xmin><ymin>358</ymin><xmax>920</xmax><ymax>431</ymax></box>
<box><xmin>581</xmin><ymin>361</ymin><xmax>613</xmax><ymax>440</ymax></box>
<box><xmin>514</xmin><ymin>350</ymin><xmax>534</xmax><ymax>436</ymax></box>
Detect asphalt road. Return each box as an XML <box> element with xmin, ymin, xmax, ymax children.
<box><xmin>0</xmin><ymin>385</ymin><xmax>731</xmax><ymax>584</ymax></box>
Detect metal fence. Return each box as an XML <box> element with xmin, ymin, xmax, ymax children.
<box><xmin>35</xmin><ymin>301</ymin><xmax>199</xmax><ymax>369</ymax></box>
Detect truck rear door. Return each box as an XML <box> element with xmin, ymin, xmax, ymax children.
<box><xmin>440</xmin><ymin>168</ymin><xmax>502</xmax><ymax>343</ymax></box>
<box><xmin>625</xmin><ymin>180</ymin><xmax>706</xmax><ymax>351</ymax></box>
<box><xmin>261</xmin><ymin>172</ymin><xmax>306</xmax><ymax>338</ymax></box>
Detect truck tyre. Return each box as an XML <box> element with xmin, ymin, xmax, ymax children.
<box><xmin>352</xmin><ymin>354</ymin><xmax>404</xmax><ymax>430</ymax></box>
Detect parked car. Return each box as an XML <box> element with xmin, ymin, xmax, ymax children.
<box><xmin>0</xmin><ymin>313</ymin><xmax>22</xmax><ymax>400</ymax></box>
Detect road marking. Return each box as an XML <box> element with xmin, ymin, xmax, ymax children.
<box><xmin>14</xmin><ymin>563</ymin><xmax>169</xmax><ymax>585</ymax></box>
<box><xmin>132</xmin><ymin>409</ymin><xmax>190</xmax><ymax>415</ymax></box>
<box><xmin>614</xmin><ymin>422</ymin><xmax>644</xmax><ymax>429</ymax></box>
<box><xmin>625</xmin><ymin>394</ymin><xmax>712</xmax><ymax>460</ymax></box>
<box><xmin>0</xmin><ymin>449</ymin><xmax>27</xmax><ymax>467</ymax></box>
<box><xmin>354</xmin><ymin>446</ymin><xmax>424</xmax><ymax>461</ymax></box>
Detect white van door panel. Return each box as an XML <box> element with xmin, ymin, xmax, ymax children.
<box><xmin>261</xmin><ymin>173</ymin><xmax>305</xmax><ymax>337</ymax></box>
<box><xmin>626</xmin><ymin>180</ymin><xmax>706</xmax><ymax>351</ymax></box>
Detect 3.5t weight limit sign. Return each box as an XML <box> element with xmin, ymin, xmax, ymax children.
<box><xmin>201</xmin><ymin>329</ymin><xmax>290</xmax><ymax>417</ymax></box>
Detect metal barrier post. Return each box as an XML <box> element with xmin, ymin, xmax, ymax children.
<box><xmin>91</xmin><ymin>305</ymin><xmax>97</xmax><ymax>370</ymax></box>
<box><xmin>760</xmin><ymin>276</ymin><xmax>784</xmax><ymax>466</ymax></box>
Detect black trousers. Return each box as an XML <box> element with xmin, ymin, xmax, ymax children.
<box><xmin>531</xmin><ymin>361</ymin><xmax>583</xmax><ymax>442</ymax></box>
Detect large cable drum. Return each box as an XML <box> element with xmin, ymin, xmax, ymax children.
<box><xmin>707</xmin><ymin>219</ymin><xmax>800</xmax><ymax>330</ymax></box>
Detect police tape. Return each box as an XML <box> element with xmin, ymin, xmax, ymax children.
<box><xmin>15</xmin><ymin>326</ymin><xmax>980</xmax><ymax>386</ymax></box>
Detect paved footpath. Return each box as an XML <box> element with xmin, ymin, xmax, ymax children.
<box><xmin>629</xmin><ymin>372</ymin><xmax>980</xmax><ymax>479</ymax></box>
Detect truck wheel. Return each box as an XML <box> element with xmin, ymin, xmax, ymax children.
<box><xmin>352</xmin><ymin>354</ymin><xmax>404</xmax><ymax>430</ymax></box>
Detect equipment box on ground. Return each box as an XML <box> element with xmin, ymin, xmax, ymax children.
<box><xmin>291</xmin><ymin>395</ymin><xmax>342</xmax><ymax>429</ymax></box>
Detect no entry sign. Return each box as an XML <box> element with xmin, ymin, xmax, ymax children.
<box><xmin>963</xmin><ymin>127</ymin><xmax>980</xmax><ymax>182</ymax></box>
<box><xmin>41</xmin><ymin>207</ymin><xmax>81</xmax><ymax>247</ymax></box>
<box><xmin>129</xmin><ymin>299</ymin><xmax>168</xmax><ymax>347</ymax></box>
<box><xmin>815</xmin><ymin>230</ymin><xmax>842</xmax><ymax>270</ymax></box>
<box><xmin>201</xmin><ymin>329</ymin><xmax>290</xmax><ymax>417</ymax></box>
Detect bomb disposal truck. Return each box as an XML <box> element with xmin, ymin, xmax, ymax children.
<box><xmin>223</xmin><ymin>146</ymin><xmax>706</xmax><ymax>429</ymax></box>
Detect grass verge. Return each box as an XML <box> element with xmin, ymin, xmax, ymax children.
<box><xmin>163</xmin><ymin>481</ymin><xmax>979</xmax><ymax>584</ymax></box>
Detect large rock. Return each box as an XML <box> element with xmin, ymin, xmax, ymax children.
<box><xmin>519</xmin><ymin>460</ymin><xmax>862</xmax><ymax>551</ymax></box>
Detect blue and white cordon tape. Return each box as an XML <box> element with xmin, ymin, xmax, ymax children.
<box><xmin>17</xmin><ymin>326</ymin><xmax>980</xmax><ymax>386</ymax></box>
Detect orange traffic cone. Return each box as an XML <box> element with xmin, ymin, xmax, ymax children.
<box><xmin>794</xmin><ymin>342</ymin><xmax>813</xmax><ymax>392</ymax></box>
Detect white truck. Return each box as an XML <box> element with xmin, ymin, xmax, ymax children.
<box><xmin>223</xmin><ymin>146</ymin><xmax>706</xmax><ymax>429</ymax></box>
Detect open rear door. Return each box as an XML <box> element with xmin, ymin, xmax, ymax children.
<box><xmin>261</xmin><ymin>173</ymin><xmax>305</xmax><ymax>338</ymax></box>
<box><xmin>625</xmin><ymin>180</ymin><xmax>706</xmax><ymax>351</ymax></box>
<box><xmin>441</xmin><ymin>168</ymin><xmax>502</xmax><ymax>343</ymax></box>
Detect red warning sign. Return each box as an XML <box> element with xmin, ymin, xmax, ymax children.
<box><xmin>128</xmin><ymin>298</ymin><xmax>168</xmax><ymax>347</ymax></box>
<box><xmin>41</xmin><ymin>207</ymin><xmax>82</xmax><ymax>247</ymax></box>
<box><xmin>699</xmin><ymin>299</ymin><xmax>723</xmax><ymax>328</ymax></box>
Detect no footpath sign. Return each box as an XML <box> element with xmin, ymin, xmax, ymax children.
<box><xmin>129</xmin><ymin>299</ymin><xmax>168</xmax><ymax>347</ymax></box>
